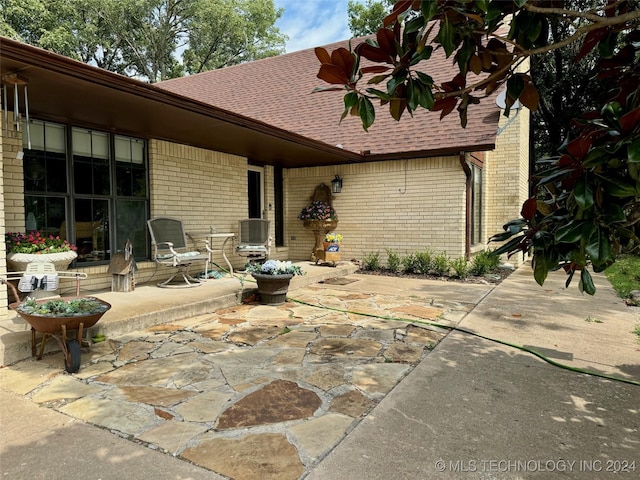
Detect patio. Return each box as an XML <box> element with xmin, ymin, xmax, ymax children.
<box><xmin>0</xmin><ymin>267</ymin><xmax>495</xmax><ymax>479</ymax></box>
<box><xmin>0</xmin><ymin>261</ymin><xmax>361</xmax><ymax>366</ymax></box>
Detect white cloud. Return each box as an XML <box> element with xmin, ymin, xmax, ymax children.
<box><xmin>275</xmin><ymin>0</ymin><xmax>364</xmax><ymax>52</ymax></box>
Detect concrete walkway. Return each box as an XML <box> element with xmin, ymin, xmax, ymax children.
<box><xmin>309</xmin><ymin>267</ymin><xmax>640</xmax><ymax>479</ymax></box>
<box><xmin>1</xmin><ymin>265</ymin><xmax>639</xmax><ymax>479</ymax></box>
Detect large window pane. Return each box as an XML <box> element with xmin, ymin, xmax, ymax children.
<box><xmin>23</xmin><ymin>120</ymin><xmax>67</xmax><ymax>193</ymax></box>
<box><xmin>471</xmin><ymin>164</ymin><xmax>483</xmax><ymax>245</ymax></box>
<box><xmin>22</xmin><ymin>121</ymin><xmax>148</xmax><ymax>266</ymax></box>
<box><xmin>72</xmin><ymin>128</ymin><xmax>111</xmax><ymax>195</ymax></box>
<box><xmin>73</xmin><ymin>199</ymin><xmax>110</xmax><ymax>263</ymax></box>
<box><xmin>24</xmin><ymin>196</ymin><xmax>66</xmax><ymax>238</ymax></box>
<box><xmin>115</xmin><ymin>136</ymin><xmax>147</xmax><ymax>197</ymax></box>
<box><xmin>115</xmin><ymin>199</ymin><xmax>148</xmax><ymax>258</ymax></box>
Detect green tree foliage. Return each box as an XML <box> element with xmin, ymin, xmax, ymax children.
<box><xmin>0</xmin><ymin>0</ymin><xmax>286</xmax><ymax>82</ymax></box>
<box><xmin>313</xmin><ymin>0</ymin><xmax>640</xmax><ymax>294</ymax></box>
<box><xmin>531</xmin><ymin>0</ymin><xmax>612</xmax><ymax>160</ymax></box>
<box><xmin>183</xmin><ymin>0</ymin><xmax>286</xmax><ymax>74</ymax></box>
<box><xmin>347</xmin><ymin>0</ymin><xmax>394</xmax><ymax>37</ymax></box>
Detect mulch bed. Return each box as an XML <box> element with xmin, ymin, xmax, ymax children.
<box><xmin>354</xmin><ymin>266</ymin><xmax>515</xmax><ymax>285</ymax></box>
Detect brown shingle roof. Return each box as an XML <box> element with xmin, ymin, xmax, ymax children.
<box><xmin>159</xmin><ymin>36</ymin><xmax>501</xmax><ymax>159</ymax></box>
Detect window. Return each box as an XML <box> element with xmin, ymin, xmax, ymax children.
<box><xmin>22</xmin><ymin>120</ymin><xmax>149</xmax><ymax>264</ymax></box>
<box><xmin>470</xmin><ymin>163</ymin><xmax>483</xmax><ymax>245</ymax></box>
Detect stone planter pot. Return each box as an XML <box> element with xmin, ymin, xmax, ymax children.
<box><xmin>252</xmin><ymin>273</ymin><xmax>293</xmax><ymax>306</ymax></box>
<box><xmin>6</xmin><ymin>251</ymin><xmax>78</xmax><ymax>272</ymax></box>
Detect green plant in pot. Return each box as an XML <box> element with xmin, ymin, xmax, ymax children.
<box><xmin>5</xmin><ymin>231</ymin><xmax>78</xmax><ymax>271</ymax></box>
<box><xmin>245</xmin><ymin>260</ymin><xmax>305</xmax><ymax>305</ymax></box>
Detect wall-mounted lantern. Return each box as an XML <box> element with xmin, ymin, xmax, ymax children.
<box><xmin>331</xmin><ymin>175</ymin><xmax>343</xmax><ymax>194</ymax></box>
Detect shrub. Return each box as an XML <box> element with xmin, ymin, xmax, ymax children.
<box><xmin>450</xmin><ymin>257</ymin><xmax>471</xmax><ymax>279</ymax></box>
<box><xmin>415</xmin><ymin>250</ymin><xmax>433</xmax><ymax>274</ymax></box>
<box><xmin>432</xmin><ymin>251</ymin><xmax>451</xmax><ymax>276</ymax></box>
<box><xmin>386</xmin><ymin>249</ymin><xmax>401</xmax><ymax>273</ymax></box>
<box><xmin>361</xmin><ymin>251</ymin><xmax>381</xmax><ymax>271</ymax></box>
<box><xmin>470</xmin><ymin>249</ymin><xmax>501</xmax><ymax>275</ymax></box>
<box><xmin>401</xmin><ymin>253</ymin><xmax>419</xmax><ymax>273</ymax></box>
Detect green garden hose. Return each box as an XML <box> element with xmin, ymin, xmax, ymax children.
<box><xmin>219</xmin><ymin>265</ymin><xmax>638</xmax><ymax>387</ymax></box>
<box><xmin>287</xmin><ymin>296</ymin><xmax>640</xmax><ymax>387</ymax></box>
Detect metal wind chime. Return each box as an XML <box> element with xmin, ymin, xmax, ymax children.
<box><xmin>1</xmin><ymin>73</ymin><xmax>31</xmax><ymax>153</ymax></box>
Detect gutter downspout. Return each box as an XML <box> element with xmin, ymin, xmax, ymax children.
<box><xmin>459</xmin><ymin>151</ymin><xmax>471</xmax><ymax>260</ymax></box>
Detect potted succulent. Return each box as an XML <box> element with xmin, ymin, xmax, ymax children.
<box><xmin>5</xmin><ymin>231</ymin><xmax>78</xmax><ymax>271</ymax></box>
<box><xmin>245</xmin><ymin>260</ymin><xmax>305</xmax><ymax>305</ymax></box>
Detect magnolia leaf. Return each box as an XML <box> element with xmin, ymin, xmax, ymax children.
<box><xmin>555</xmin><ymin>221</ymin><xmax>584</xmax><ymax>243</ymax></box>
<box><xmin>576</xmin><ymin>28</ymin><xmax>606</xmax><ymax>62</ymax></box>
<box><xmin>331</xmin><ymin>48</ymin><xmax>356</xmax><ymax>79</ymax></box>
<box><xmin>566</xmin><ymin>134</ymin><xmax>593</xmax><ymax>159</ymax></box>
<box><xmin>314</xmin><ymin>47</ymin><xmax>331</xmax><ymax>64</ymax></box>
<box><xmin>574</xmin><ymin>176</ymin><xmax>594</xmax><ymax>210</ymax></box>
<box><xmin>420</xmin><ymin>0</ymin><xmax>439</xmax><ymax>23</ymax></box>
<box><xmin>506</xmin><ymin>75</ymin><xmax>525</xmax><ymax>103</ymax></box>
<box><xmin>317</xmin><ymin>64</ymin><xmax>350</xmax><ymax>85</ymax></box>
<box><xmin>579</xmin><ymin>269</ymin><xmax>596</xmax><ymax>295</ymax></box>
<box><xmin>361</xmin><ymin>65</ymin><xmax>391</xmax><ymax>74</ymax></box>
<box><xmin>532</xmin><ymin>252</ymin><xmax>549</xmax><ymax>287</ymax></box>
<box><xmin>343</xmin><ymin>91</ymin><xmax>358</xmax><ymax>109</ymax></box>
<box><xmin>376</xmin><ymin>27</ymin><xmax>397</xmax><ymax>56</ymax></box>
<box><xmin>437</xmin><ymin>15</ymin><xmax>456</xmax><ymax>57</ymax></box>
<box><xmin>585</xmin><ymin>227</ymin><xmax>612</xmax><ymax>265</ymax></box>
<box><xmin>527</xmin><ymin>16</ymin><xmax>542</xmax><ymax>43</ymax></box>
<box><xmin>598</xmin><ymin>175</ymin><xmax>640</xmax><ymax>197</ymax></box>
<box><xmin>366</xmin><ymin>88</ymin><xmax>391</xmax><ymax>101</ymax></box>
<box><xmin>359</xmin><ymin>96</ymin><xmax>375</xmax><ymax>131</ymax></box>
<box><xmin>409</xmin><ymin>45</ymin><xmax>433</xmax><ymax>66</ymax></box>
<box><xmin>469</xmin><ymin>55</ymin><xmax>483</xmax><ymax>74</ymax></box>
<box><xmin>520</xmin><ymin>197</ymin><xmax>537</xmax><ymax>220</ymax></box>
<box><xmin>628</xmin><ymin>138</ymin><xmax>640</xmax><ymax>163</ymax></box>
<box><xmin>602</xmin><ymin>204</ymin><xmax>626</xmax><ymax>225</ymax></box>
<box><xmin>519</xmin><ymin>82</ymin><xmax>539</xmax><ymax>111</ymax></box>
<box><xmin>357</xmin><ymin>43</ymin><xmax>394</xmax><ymax>64</ymax></box>
<box><xmin>432</xmin><ymin>97</ymin><xmax>458</xmax><ymax>119</ymax></box>
<box><xmin>415</xmin><ymin>71</ymin><xmax>433</xmax><ymax>86</ymax></box>
<box><xmin>619</xmin><ymin>107</ymin><xmax>640</xmax><ymax>134</ymax></box>
<box><xmin>389</xmin><ymin>98</ymin><xmax>406</xmax><ymax>121</ymax></box>
<box><xmin>368</xmin><ymin>74</ymin><xmax>390</xmax><ymax>85</ymax></box>
<box><xmin>312</xmin><ymin>86</ymin><xmax>346</xmax><ymax>93</ymax></box>
<box><xmin>418</xmin><ymin>86</ymin><xmax>434</xmax><ymax>109</ymax></box>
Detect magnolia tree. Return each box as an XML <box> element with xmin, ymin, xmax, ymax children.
<box><xmin>314</xmin><ymin>0</ymin><xmax>640</xmax><ymax>294</ymax></box>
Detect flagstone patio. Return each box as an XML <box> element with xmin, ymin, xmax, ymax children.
<box><xmin>0</xmin><ymin>278</ymin><xmax>490</xmax><ymax>479</ymax></box>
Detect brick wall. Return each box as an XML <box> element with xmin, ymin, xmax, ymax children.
<box><xmin>484</xmin><ymin>104</ymin><xmax>531</xmax><ymax>266</ymax></box>
<box><xmin>286</xmin><ymin>156</ymin><xmax>468</xmax><ymax>264</ymax></box>
<box><xmin>0</xmin><ymin>135</ymin><xmax>258</xmax><ymax>307</ymax></box>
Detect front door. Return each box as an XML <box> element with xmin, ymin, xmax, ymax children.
<box><xmin>248</xmin><ymin>166</ymin><xmax>264</xmax><ymax>219</ymax></box>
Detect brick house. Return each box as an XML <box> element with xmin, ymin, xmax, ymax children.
<box><xmin>0</xmin><ymin>36</ymin><xmax>529</xmax><ymax>314</ymax></box>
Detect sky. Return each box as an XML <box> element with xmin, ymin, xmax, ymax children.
<box><xmin>273</xmin><ymin>0</ymin><xmax>361</xmax><ymax>53</ymax></box>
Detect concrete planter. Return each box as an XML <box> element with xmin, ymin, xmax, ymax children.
<box><xmin>252</xmin><ymin>273</ymin><xmax>293</xmax><ymax>306</ymax></box>
<box><xmin>6</xmin><ymin>251</ymin><xmax>78</xmax><ymax>272</ymax></box>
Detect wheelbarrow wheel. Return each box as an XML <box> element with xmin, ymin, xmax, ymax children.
<box><xmin>64</xmin><ymin>339</ymin><xmax>81</xmax><ymax>373</ymax></box>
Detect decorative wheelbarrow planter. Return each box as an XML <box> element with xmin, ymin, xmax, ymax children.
<box><xmin>2</xmin><ymin>273</ymin><xmax>111</xmax><ymax>373</ymax></box>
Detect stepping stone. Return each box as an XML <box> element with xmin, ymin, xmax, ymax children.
<box><xmin>329</xmin><ymin>389</ymin><xmax>375</xmax><ymax>418</ymax></box>
<box><xmin>181</xmin><ymin>433</ymin><xmax>303</xmax><ymax>480</ymax></box>
<box><xmin>216</xmin><ymin>379</ymin><xmax>321</xmax><ymax>429</ymax></box>
<box><xmin>310</xmin><ymin>338</ymin><xmax>382</xmax><ymax>358</ymax></box>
